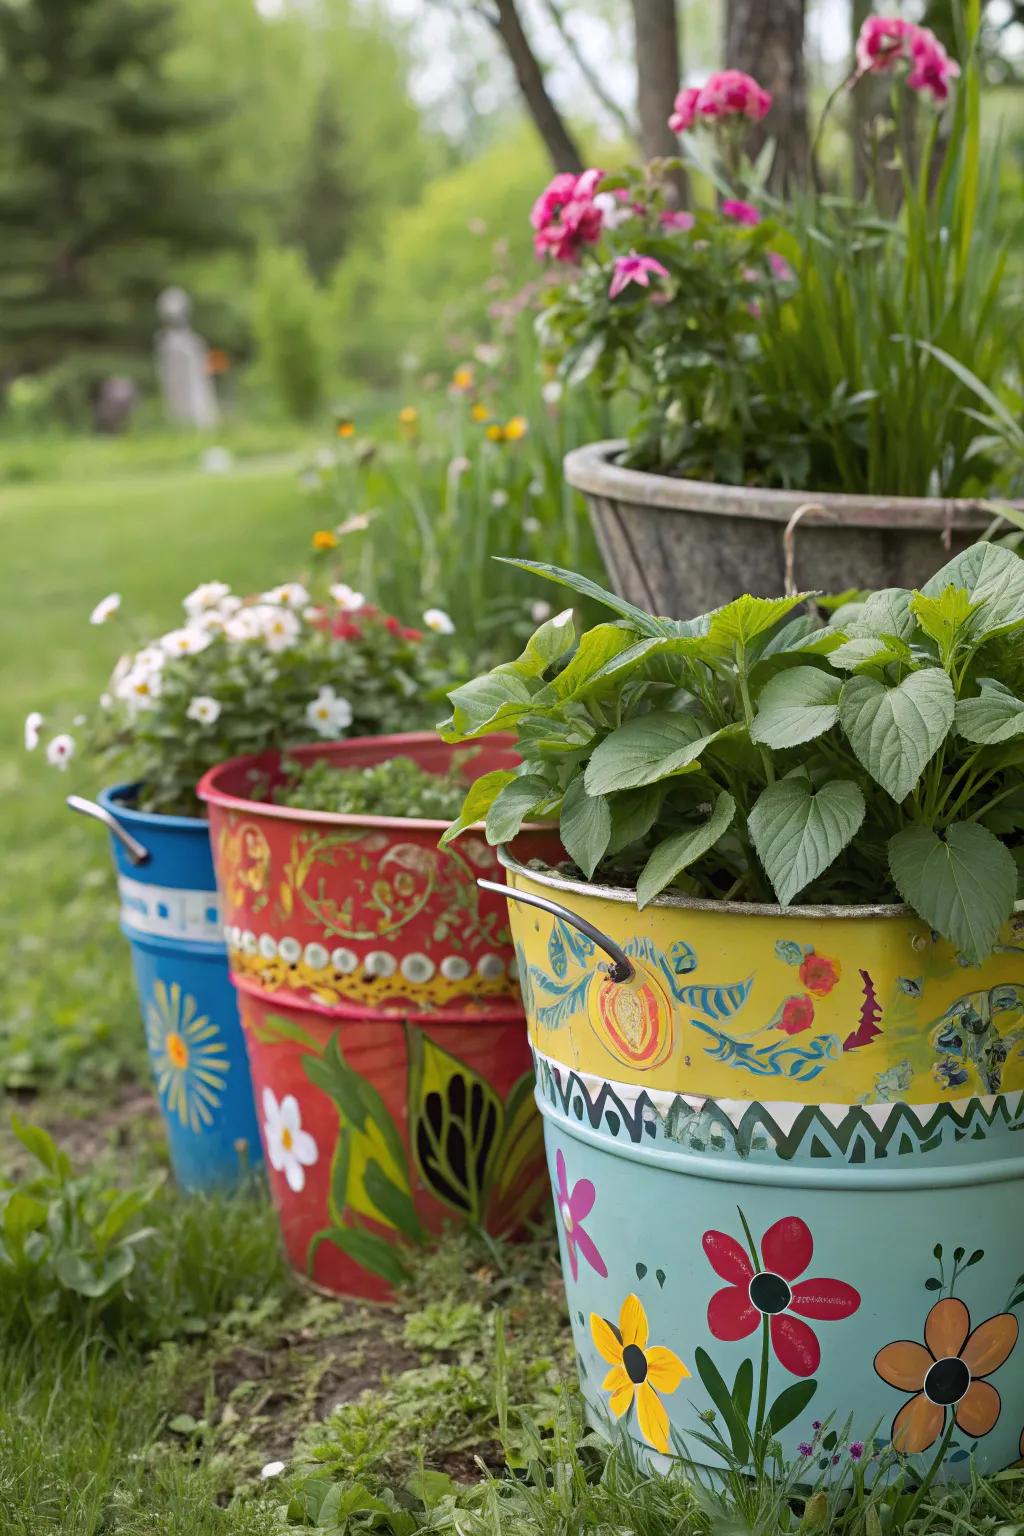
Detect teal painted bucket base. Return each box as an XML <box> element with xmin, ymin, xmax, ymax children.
<box><xmin>99</xmin><ymin>786</ymin><xmax>262</xmax><ymax>1191</ymax></box>
<box><xmin>540</xmin><ymin>1056</ymin><xmax>1024</xmax><ymax>1482</ymax></box>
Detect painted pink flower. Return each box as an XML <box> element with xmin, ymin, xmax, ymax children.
<box><xmin>609</xmin><ymin>251</ymin><xmax>670</xmax><ymax>300</ymax></box>
<box><xmin>703</xmin><ymin>1216</ymin><xmax>861</xmax><ymax>1378</ymax></box>
<box><xmin>555</xmin><ymin>1147</ymin><xmax>607</xmax><ymax>1282</ymax></box>
<box><xmin>531</xmin><ymin>168</ymin><xmax>605</xmax><ymax>263</ymax></box>
<box><xmin>697</xmin><ymin>69</ymin><xmax>772</xmax><ymax>123</ymax></box>
<box><xmin>668</xmin><ymin>86</ymin><xmax>701</xmax><ymax>134</ymax></box>
<box><xmin>722</xmin><ymin>198</ymin><xmax>761</xmax><ymax>226</ymax></box>
<box><xmin>660</xmin><ymin>209</ymin><xmax>695</xmax><ymax>232</ymax></box>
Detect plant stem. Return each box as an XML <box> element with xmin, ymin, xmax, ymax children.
<box><xmin>903</xmin><ymin>1413</ymin><xmax>956</xmax><ymax>1522</ymax></box>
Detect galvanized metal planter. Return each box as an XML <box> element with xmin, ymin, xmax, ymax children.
<box><xmin>69</xmin><ymin>788</ymin><xmax>262</xmax><ymax>1190</ymax></box>
<box><xmin>564</xmin><ymin>439</ymin><xmax>1008</xmax><ymax>618</ymax></box>
<box><xmin>198</xmin><ymin>734</ymin><xmax>556</xmax><ymax>1301</ymax></box>
<box><xmin>495</xmin><ymin>849</ymin><xmax>1024</xmax><ymax>1480</ymax></box>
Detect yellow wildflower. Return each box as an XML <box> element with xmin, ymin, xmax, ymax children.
<box><xmin>470</xmin><ymin>402</ymin><xmax>491</xmax><ymax>423</ymax></box>
<box><xmin>398</xmin><ymin>406</ymin><xmax>419</xmax><ymax>426</ymax></box>
<box><xmin>485</xmin><ymin>423</ymin><xmax>505</xmax><ymax>443</ymax></box>
<box><xmin>336</xmin><ymin>420</ymin><xmax>355</xmax><ymax>439</ymax></box>
<box><xmin>312</xmin><ymin>530</ymin><xmax>339</xmax><ymax>551</ymax></box>
<box><xmin>504</xmin><ymin>415</ymin><xmax>529</xmax><ymax>441</ymax></box>
<box><xmin>451</xmin><ymin>365</ymin><xmax>474</xmax><ymax>392</ymax></box>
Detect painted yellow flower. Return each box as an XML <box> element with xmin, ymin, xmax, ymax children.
<box><xmin>504</xmin><ymin>415</ymin><xmax>529</xmax><ymax>440</ymax></box>
<box><xmin>590</xmin><ymin>1293</ymin><xmax>689</xmax><ymax>1453</ymax></box>
<box><xmin>312</xmin><ymin>529</ymin><xmax>338</xmax><ymax>551</ymax></box>
<box><xmin>146</xmin><ymin>981</ymin><xmax>229</xmax><ymax>1134</ymax></box>
<box><xmin>470</xmin><ymin>402</ymin><xmax>490</xmax><ymax>423</ymax></box>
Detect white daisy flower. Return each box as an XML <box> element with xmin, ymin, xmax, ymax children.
<box><xmin>263</xmin><ymin>582</ymin><xmax>311</xmax><ymax>610</ymax></box>
<box><xmin>490</xmin><ymin>489</ymin><xmax>509</xmax><ymax>509</ymax></box>
<box><xmin>259</xmin><ymin>606</ymin><xmax>301</xmax><ymax>653</ymax></box>
<box><xmin>183</xmin><ymin>581</ymin><xmax>231</xmax><ymax>616</ymax></box>
<box><xmin>24</xmin><ymin>711</ymin><xmax>43</xmax><ymax>751</ymax></box>
<box><xmin>46</xmin><ymin>733</ymin><xmax>75</xmax><ymax>770</ymax></box>
<box><xmin>523</xmin><ymin>516</ymin><xmax>542</xmax><ymax>535</ymax></box>
<box><xmin>260</xmin><ymin>1461</ymin><xmax>286</xmax><ymax>1480</ymax></box>
<box><xmin>89</xmin><ymin>592</ymin><xmax>121</xmax><ymax>625</ymax></box>
<box><xmin>447</xmin><ymin>455</ymin><xmax>471</xmax><ymax>480</ymax></box>
<box><xmin>305</xmin><ymin>685</ymin><xmax>353</xmax><ymax>738</ymax></box>
<box><xmin>187</xmin><ymin>695</ymin><xmax>222</xmax><ymax>726</ymax></box>
<box><xmin>133</xmin><ymin>646</ymin><xmax>165</xmax><ymax>674</ymax></box>
<box><xmin>328</xmin><ymin>583</ymin><xmax>365</xmax><ymax>613</ymax></box>
<box><xmin>160</xmin><ymin>626</ymin><xmax>213</xmax><ymax>658</ymax></box>
<box><xmin>224</xmin><ymin>608</ymin><xmax>264</xmax><ymax>643</ymax></box>
<box><xmin>541</xmin><ymin>379</ymin><xmax>564</xmax><ymax>404</ymax></box>
<box><xmin>423</xmin><ymin>607</ymin><xmax>455</xmax><ymax>635</ymax></box>
<box><xmin>262</xmin><ymin>1088</ymin><xmax>318</xmax><ymax>1193</ymax></box>
<box><xmin>117</xmin><ymin>667</ymin><xmax>163</xmax><ymax>709</ymax></box>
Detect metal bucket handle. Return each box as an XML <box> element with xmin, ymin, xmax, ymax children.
<box><xmin>67</xmin><ymin>794</ymin><xmax>150</xmax><ymax>867</ymax></box>
<box><xmin>477</xmin><ymin>878</ymin><xmax>634</xmax><ymax>984</ymax></box>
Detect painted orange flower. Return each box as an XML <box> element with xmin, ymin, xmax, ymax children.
<box><xmin>874</xmin><ymin>1297</ymin><xmax>1018</xmax><ymax>1452</ymax></box>
<box><xmin>590</xmin><ymin>1293</ymin><xmax>689</xmax><ymax>1454</ymax></box>
<box><xmin>799</xmin><ymin>952</ymin><xmax>841</xmax><ymax>996</ymax></box>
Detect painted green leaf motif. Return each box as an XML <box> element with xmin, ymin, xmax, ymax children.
<box><xmin>484</xmin><ymin>775</ymin><xmax>550</xmax><ymax>844</ymax></box>
<box><xmin>439</xmin><ymin>769</ymin><xmax>516</xmax><ymax>848</ymax></box>
<box><xmin>486</xmin><ymin>1072</ymin><xmax>547</xmax><ymax>1232</ymax></box>
<box><xmin>749</xmin><ymin>778</ymin><xmax>866</xmax><ymax>906</ymax></box>
<box><xmin>308</xmin><ymin>1223</ymin><xmax>410</xmax><ymax>1286</ymax></box>
<box><xmin>584</xmin><ymin>710</ymin><xmax>717</xmax><ymax>795</ymax></box>
<box><xmin>636</xmin><ymin>791</ymin><xmax>736</xmax><ymax>908</ymax></box>
<box><xmin>766</xmin><ymin>1378</ymin><xmax>817</xmax><ymax>1435</ymax></box>
<box><xmin>560</xmin><ymin>776</ymin><xmax>612</xmax><ymax>879</ymax></box>
<box><xmin>888</xmin><ymin>821</ymin><xmax>1017</xmax><ymax>964</ymax></box>
<box><xmin>839</xmin><ymin>669</ymin><xmax>955</xmax><ymax>802</ymax></box>
<box><xmin>750</xmin><ymin>667</ymin><xmax>842</xmax><ymax>749</ymax></box>
<box><xmin>955</xmin><ymin>680</ymin><xmax>1024</xmax><ymax>745</ymax></box>
<box><xmin>409</xmin><ymin>1033</ymin><xmax>504</xmax><ymax>1223</ymax></box>
<box><xmin>693</xmin><ymin>1347</ymin><xmax>751</xmax><ymax>1460</ymax></box>
<box><xmin>922</xmin><ymin>542</ymin><xmax>1024</xmax><ymax>639</ymax></box>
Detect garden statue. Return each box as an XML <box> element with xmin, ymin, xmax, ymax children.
<box><xmin>154</xmin><ymin>286</ymin><xmax>219</xmax><ymax>429</ymax></box>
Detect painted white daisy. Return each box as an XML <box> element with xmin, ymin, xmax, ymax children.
<box><xmin>263</xmin><ymin>582</ymin><xmax>311</xmax><ymax>610</ymax></box>
<box><xmin>89</xmin><ymin>592</ymin><xmax>121</xmax><ymax>625</ymax></box>
<box><xmin>262</xmin><ymin>1088</ymin><xmax>318</xmax><ymax>1193</ymax></box>
<box><xmin>24</xmin><ymin>711</ymin><xmax>43</xmax><ymax>751</ymax></box>
<box><xmin>183</xmin><ymin>581</ymin><xmax>231</xmax><ymax>617</ymax></box>
<box><xmin>46</xmin><ymin>733</ymin><xmax>75</xmax><ymax>770</ymax></box>
<box><xmin>305</xmin><ymin>685</ymin><xmax>353</xmax><ymax>738</ymax></box>
<box><xmin>423</xmin><ymin>607</ymin><xmax>455</xmax><ymax>635</ymax></box>
<box><xmin>187</xmin><ymin>695</ymin><xmax>222</xmax><ymax>726</ymax></box>
<box><xmin>328</xmin><ymin>583</ymin><xmax>365</xmax><ymax>612</ymax></box>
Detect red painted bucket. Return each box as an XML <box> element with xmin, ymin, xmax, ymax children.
<box><xmin>198</xmin><ymin>733</ymin><xmax>556</xmax><ymax>1299</ymax></box>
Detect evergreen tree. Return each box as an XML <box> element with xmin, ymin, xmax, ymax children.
<box><xmin>287</xmin><ymin>81</ymin><xmax>361</xmax><ymax>284</ymax></box>
<box><xmin>0</xmin><ymin>0</ymin><xmax>245</xmax><ymax>412</ymax></box>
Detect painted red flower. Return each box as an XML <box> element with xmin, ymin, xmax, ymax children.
<box><xmin>777</xmin><ymin>995</ymin><xmax>815</xmax><ymax>1035</ymax></box>
<box><xmin>703</xmin><ymin>1216</ymin><xmax>861</xmax><ymax>1377</ymax></box>
<box><xmin>799</xmin><ymin>952</ymin><xmax>841</xmax><ymax>997</ymax></box>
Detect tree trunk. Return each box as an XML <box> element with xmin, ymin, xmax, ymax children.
<box><xmin>630</xmin><ymin>0</ymin><xmax>687</xmax><ymax>203</ymax></box>
<box><xmin>724</xmin><ymin>0</ymin><xmax>809</xmax><ymax>192</ymax></box>
<box><xmin>488</xmin><ymin>0</ymin><xmax>583</xmax><ymax>174</ymax></box>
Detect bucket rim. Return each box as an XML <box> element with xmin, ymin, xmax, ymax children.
<box><xmin>100</xmin><ymin>782</ymin><xmax>208</xmax><ymax>834</ymax></box>
<box><xmin>196</xmin><ymin>732</ymin><xmax>554</xmax><ymax>836</ymax></box>
<box><xmin>498</xmin><ymin>845</ymin><xmax>1024</xmax><ymax>924</ymax></box>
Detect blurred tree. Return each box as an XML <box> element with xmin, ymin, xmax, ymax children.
<box><xmin>476</xmin><ymin>0</ymin><xmax>584</xmax><ymax>170</ymax></box>
<box><xmin>630</xmin><ymin>0</ymin><xmax>686</xmax><ymax>202</ymax></box>
<box><xmin>251</xmin><ymin>246</ymin><xmax>330</xmax><ymax>421</ymax></box>
<box><xmin>0</xmin><ymin>0</ymin><xmax>245</xmax><ymax>414</ymax></box>
<box><xmin>286</xmin><ymin>81</ymin><xmax>361</xmax><ymax>284</ymax></box>
<box><xmin>725</xmin><ymin>0</ymin><xmax>809</xmax><ymax>190</ymax></box>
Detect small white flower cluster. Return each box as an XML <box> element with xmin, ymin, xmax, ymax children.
<box><xmin>24</xmin><ymin>710</ymin><xmax>76</xmax><ymax>771</ymax></box>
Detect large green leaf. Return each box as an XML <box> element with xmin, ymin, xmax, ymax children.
<box><xmin>846</xmin><ymin>586</ymin><xmax>916</xmax><ymax>642</ymax></box>
<box><xmin>496</xmin><ymin>558</ymin><xmax>670</xmax><ymax>637</ymax></box>
<box><xmin>606</xmin><ymin>784</ymin><xmax>666</xmax><ymax>855</ymax></box>
<box><xmin>574</xmin><ymin>633</ymin><xmax>709</xmax><ymax>695</ymax></box>
<box><xmin>956</xmin><ymin>680</ymin><xmax>1024</xmax><ymax>745</ymax></box>
<box><xmin>910</xmin><ymin>586</ymin><xmax>980</xmax><ymax>661</ymax></box>
<box><xmin>705</xmin><ymin>593</ymin><xmax>812</xmax><ymax>658</ymax></box>
<box><xmin>750</xmin><ymin>666</ymin><xmax>842</xmax><ymax>749</ymax></box>
<box><xmin>839</xmin><ymin>669</ymin><xmax>955</xmax><ymax>802</ymax></box>
<box><xmin>444</xmin><ymin>670</ymin><xmax>535</xmax><ymax>738</ymax></box>
<box><xmin>495</xmin><ymin>608</ymin><xmax>575</xmax><ymax>678</ymax></box>
<box><xmin>484</xmin><ymin>774</ymin><xmax>551</xmax><ymax>844</ymax></box>
<box><xmin>584</xmin><ymin>710</ymin><xmax>718</xmax><ymax>794</ymax></box>
<box><xmin>550</xmin><ymin>624</ymin><xmax>636</xmax><ymax>697</ymax></box>
<box><xmin>922</xmin><ymin>542</ymin><xmax>1024</xmax><ymax>640</ymax></box>
<box><xmin>636</xmin><ymin>791</ymin><xmax>736</xmax><ymax>908</ymax></box>
<box><xmin>439</xmin><ymin>769</ymin><xmax>517</xmax><ymax>848</ymax></box>
<box><xmin>888</xmin><ymin>821</ymin><xmax>1017</xmax><ymax>963</ymax></box>
<box><xmin>748</xmin><ymin>778</ymin><xmax>865</xmax><ymax>906</ymax></box>
<box><xmin>560</xmin><ymin>776</ymin><xmax>611</xmax><ymax>879</ymax></box>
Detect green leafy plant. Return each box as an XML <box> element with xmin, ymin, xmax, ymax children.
<box><xmin>276</xmin><ymin>754</ymin><xmax>468</xmax><ymax>819</ymax></box>
<box><xmin>0</xmin><ymin>1116</ymin><xmax>162</xmax><ymax>1325</ymax></box>
<box><xmin>442</xmin><ymin>544</ymin><xmax>1024</xmax><ymax>963</ymax></box>
<box><xmin>29</xmin><ymin>577</ymin><xmax>451</xmax><ymax>816</ymax></box>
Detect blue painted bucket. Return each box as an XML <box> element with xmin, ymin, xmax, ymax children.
<box><xmin>73</xmin><ymin>786</ymin><xmax>262</xmax><ymax>1189</ymax></box>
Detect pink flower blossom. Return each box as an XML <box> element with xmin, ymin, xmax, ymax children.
<box><xmin>530</xmin><ymin>168</ymin><xmax>605</xmax><ymax>263</ymax></box>
<box><xmin>854</xmin><ymin>16</ymin><xmax>960</xmax><ymax>104</ymax></box>
<box><xmin>660</xmin><ymin>209</ymin><xmax>695</xmax><ymax>232</ymax></box>
<box><xmin>608</xmin><ymin>251</ymin><xmax>671</xmax><ymax>299</ymax></box>
<box><xmin>669</xmin><ymin>86</ymin><xmax>701</xmax><ymax>134</ymax></box>
<box><xmin>554</xmin><ymin>1148</ymin><xmax>607</xmax><ymax>1282</ymax></box>
<box><xmin>768</xmin><ymin>251</ymin><xmax>795</xmax><ymax>281</ymax></box>
<box><xmin>722</xmin><ymin>199</ymin><xmax>761</xmax><ymax>226</ymax></box>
